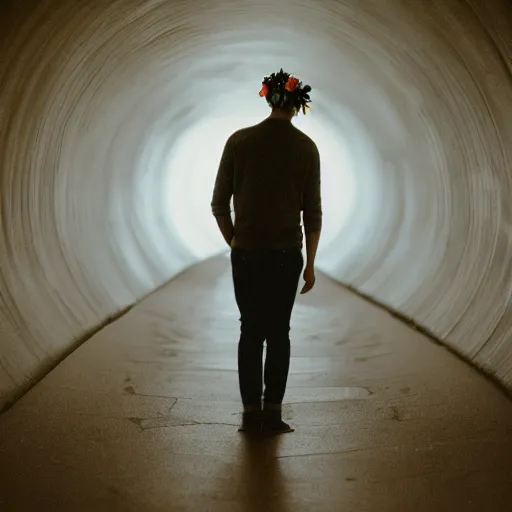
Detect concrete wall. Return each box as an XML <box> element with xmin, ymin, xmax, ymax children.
<box><xmin>0</xmin><ymin>0</ymin><xmax>511</xmax><ymax>409</ymax></box>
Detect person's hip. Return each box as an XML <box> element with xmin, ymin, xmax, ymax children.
<box><xmin>231</xmin><ymin>227</ymin><xmax>303</xmax><ymax>251</ymax></box>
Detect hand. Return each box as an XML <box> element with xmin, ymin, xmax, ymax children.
<box><xmin>230</xmin><ymin>237</ymin><xmax>236</xmax><ymax>248</ymax></box>
<box><xmin>300</xmin><ymin>265</ymin><xmax>316</xmax><ymax>294</ymax></box>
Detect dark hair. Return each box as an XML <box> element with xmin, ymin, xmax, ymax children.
<box><xmin>259</xmin><ymin>68</ymin><xmax>312</xmax><ymax>115</ymax></box>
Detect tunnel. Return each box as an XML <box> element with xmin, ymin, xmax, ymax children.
<box><xmin>0</xmin><ymin>0</ymin><xmax>511</xmax><ymax>510</ymax></box>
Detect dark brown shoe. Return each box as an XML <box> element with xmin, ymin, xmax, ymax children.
<box><xmin>238</xmin><ymin>411</ymin><xmax>262</xmax><ymax>434</ymax></box>
<box><xmin>262</xmin><ymin>410</ymin><xmax>295</xmax><ymax>434</ymax></box>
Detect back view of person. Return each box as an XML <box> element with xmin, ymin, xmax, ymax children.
<box><xmin>211</xmin><ymin>68</ymin><xmax>322</xmax><ymax>435</ymax></box>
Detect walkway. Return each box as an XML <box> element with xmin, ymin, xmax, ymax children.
<box><xmin>0</xmin><ymin>255</ymin><xmax>511</xmax><ymax>511</ymax></box>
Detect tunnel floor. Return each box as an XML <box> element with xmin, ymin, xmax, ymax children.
<box><xmin>0</xmin><ymin>255</ymin><xmax>511</xmax><ymax>511</ymax></box>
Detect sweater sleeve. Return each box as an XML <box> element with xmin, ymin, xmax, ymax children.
<box><xmin>302</xmin><ymin>142</ymin><xmax>322</xmax><ymax>233</ymax></box>
<box><xmin>211</xmin><ymin>135</ymin><xmax>235</xmax><ymax>217</ymax></box>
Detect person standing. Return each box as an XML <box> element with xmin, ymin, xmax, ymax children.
<box><xmin>211</xmin><ymin>69</ymin><xmax>322</xmax><ymax>434</ymax></box>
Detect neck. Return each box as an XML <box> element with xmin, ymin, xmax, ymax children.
<box><xmin>268</xmin><ymin>109</ymin><xmax>293</xmax><ymax>121</ymax></box>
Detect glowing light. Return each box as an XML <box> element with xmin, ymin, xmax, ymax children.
<box><xmin>165</xmin><ymin>109</ymin><xmax>357</xmax><ymax>259</ymax></box>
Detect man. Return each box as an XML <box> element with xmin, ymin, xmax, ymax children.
<box><xmin>211</xmin><ymin>69</ymin><xmax>322</xmax><ymax>435</ymax></box>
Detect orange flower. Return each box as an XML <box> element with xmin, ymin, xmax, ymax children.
<box><xmin>285</xmin><ymin>77</ymin><xmax>299</xmax><ymax>92</ymax></box>
<box><xmin>259</xmin><ymin>84</ymin><xmax>269</xmax><ymax>97</ymax></box>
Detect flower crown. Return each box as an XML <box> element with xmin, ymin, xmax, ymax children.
<box><xmin>259</xmin><ymin>68</ymin><xmax>312</xmax><ymax>115</ymax></box>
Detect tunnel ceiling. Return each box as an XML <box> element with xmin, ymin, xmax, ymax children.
<box><xmin>0</xmin><ymin>0</ymin><xmax>511</xmax><ymax>409</ymax></box>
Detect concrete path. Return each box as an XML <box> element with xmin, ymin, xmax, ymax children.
<box><xmin>0</xmin><ymin>255</ymin><xmax>511</xmax><ymax>511</ymax></box>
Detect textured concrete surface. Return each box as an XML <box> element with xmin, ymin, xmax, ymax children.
<box><xmin>0</xmin><ymin>256</ymin><xmax>511</xmax><ymax>511</ymax></box>
<box><xmin>1</xmin><ymin>0</ymin><xmax>512</xmax><ymax>412</ymax></box>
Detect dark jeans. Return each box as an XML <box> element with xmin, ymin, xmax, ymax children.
<box><xmin>231</xmin><ymin>247</ymin><xmax>304</xmax><ymax>406</ymax></box>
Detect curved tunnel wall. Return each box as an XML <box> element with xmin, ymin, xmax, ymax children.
<box><xmin>0</xmin><ymin>0</ymin><xmax>511</xmax><ymax>409</ymax></box>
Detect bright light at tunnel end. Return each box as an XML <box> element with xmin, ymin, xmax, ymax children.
<box><xmin>165</xmin><ymin>97</ymin><xmax>357</xmax><ymax>260</ymax></box>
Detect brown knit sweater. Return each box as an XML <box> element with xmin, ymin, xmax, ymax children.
<box><xmin>211</xmin><ymin>117</ymin><xmax>322</xmax><ymax>250</ymax></box>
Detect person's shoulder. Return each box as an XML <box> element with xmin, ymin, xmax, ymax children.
<box><xmin>226</xmin><ymin>123</ymin><xmax>262</xmax><ymax>147</ymax></box>
<box><xmin>226</xmin><ymin>124</ymin><xmax>252</xmax><ymax>141</ymax></box>
<box><xmin>291</xmin><ymin>125</ymin><xmax>318</xmax><ymax>152</ymax></box>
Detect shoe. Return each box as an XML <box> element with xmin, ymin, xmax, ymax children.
<box><xmin>262</xmin><ymin>409</ymin><xmax>295</xmax><ymax>434</ymax></box>
<box><xmin>238</xmin><ymin>411</ymin><xmax>262</xmax><ymax>434</ymax></box>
